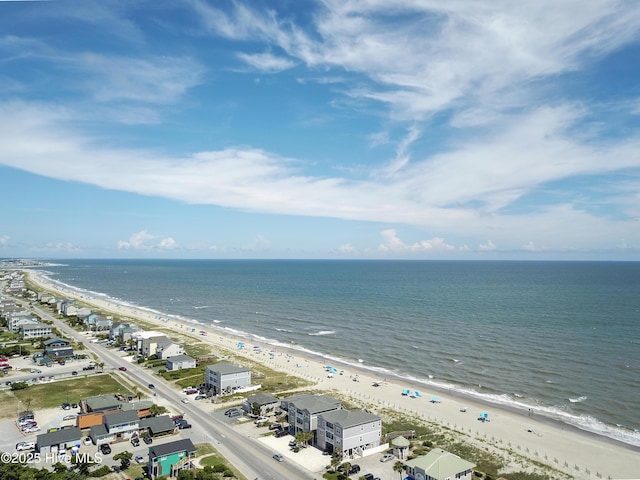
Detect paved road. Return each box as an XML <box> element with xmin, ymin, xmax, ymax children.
<box><xmin>11</xmin><ymin>296</ymin><xmax>317</xmax><ymax>480</ymax></box>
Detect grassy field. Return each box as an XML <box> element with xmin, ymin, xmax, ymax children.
<box><xmin>0</xmin><ymin>374</ymin><xmax>133</xmax><ymax>416</ymax></box>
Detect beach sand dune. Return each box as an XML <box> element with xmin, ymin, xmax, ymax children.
<box><xmin>24</xmin><ymin>270</ymin><xmax>640</xmax><ymax>480</ymax></box>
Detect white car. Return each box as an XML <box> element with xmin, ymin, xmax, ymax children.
<box><xmin>181</xmin><ymin>398</ymin><xmax>189</xmax><ymax>404</ymax></box>
<box><xmin>380</xmin><ymin>453</ymin><xmax>395</xmax><ymax>462</ymax></box>
<box><xmin>84</xmin><ymin>437</ymin><xmax>92</xmax><ymax>445</ymax></box>
<box><xmin>23</xmin><ymin>426</ymin><xmax>41</xmax><ymax>433</ymax></box>
<box><xmin>135</xmin><ymin>455</ymin><xmax>145</xmax><ymax>463</ymax></box>
<box><xmin>16</xmin><ymin>442</ymin><xmax>35</xmax><ymax>451</ymax></box>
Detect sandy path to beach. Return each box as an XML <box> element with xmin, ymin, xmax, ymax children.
<box><xmin>25</xmin><ymin>270</ymin><xmax>639</xmax><ymax>479</ymax></box>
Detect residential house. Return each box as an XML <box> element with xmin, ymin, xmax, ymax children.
<box><xmin>156</xmin><ymin>339</ymin><xmax>184</xmax><ymax>359</ymax></box>
<box><xmin>109</xmin><ymin>322</ymin><xmax>140</xmax><ymax>343</ymax></box>
<box><xmin>43</xmin><ymin>338</ymin><xmax>70</xmax><ymax>349</ymax></box>
<box><xmin>205</xmin><ymin>362</ymin><xmax>251</xmax><ymax>395</ymax></box>
<box><xmin>7</xmin><ymin>312</ymin><xmax>38</xmax><ymax>332</ymax></box>
<box><xmin>140</xmin><ymin>335</ymin><xmax>171</xmax><ymax>357</ymax></box>
<box><xmin>89</xmin><ymin>423</ymin><xmax>113</xmax><ymax>446</ymax></box>
<box><xmin>148</xmin><ymin>438</ymin><xmax>197</xmax><ymax>479</ymax></box>
<box><xmin>166</xmin><ymin>354</ymin><xmax>196</xmax><ymax>371</ymax></box>
<box><xmin>242</xmin><ymin>393</ymin><xmax>279</xmax><ymax>416</ymax></box>
<box><xmin>139</xmin><ymin>415</ymin><xmax>177</xmax><ymax>438</ymax></box>
<box><xmin>284</xmin><ymin>394</ymin><xmax>342</xmax><ymax>441</ymax></box>
<box><xmin>104</xmin><ymin>410</ymin><xmax>140</xmax><ymax>441</ymax></box>
<box><xmin>20</xmin><ymin>322</ymin><xmax>52</xmax><ymax>339</ymax></box>
<box><xmin>57</xmin><ymin>299</ymin><xmax>77</xmax><ymax>316</ymax></box>
<box><xmin>36</xmin><ymin>427</ymin><xmax>82</xmax><ymax>455</ymax></box>
<box><xmin>403</xmin><ymin>448</ymin><xmax>476</xmax><ymax>480</ymax></box>
<box><xmin>85</xmin><ymin>313</ymin><xmax>112</xmax><ymax>331</ymax></box>
<box><xmin>316</xmin><ymin>409</ymin><xmax>382</xmax><ymax>457</ymax></box>
<box><xmin>83</xmin><ymin>394</ymin><xmax>123</xmax><ymax>414</ymax></box>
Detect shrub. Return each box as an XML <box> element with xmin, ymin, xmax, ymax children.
<box><xmin>89</xmin><ymin>465</ymin><xmax>111</xmax><ymax>477</ymax></box>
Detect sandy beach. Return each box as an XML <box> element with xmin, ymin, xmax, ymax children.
<box><xmin>24</xmin><ymin>269</ymin><xmax>640</xmax><ymax>480</ymax></box>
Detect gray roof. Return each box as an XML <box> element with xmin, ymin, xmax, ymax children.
<box><xmin>167</xmin><ymin>354</ymin><xmax>195</xmax><ymax>363</ymax></box>
<box><xmin>206</xmin><ymin>362</ymin><xmax>249</xmax><ymax>375</ymax></box>
<box><xmin>404</xmin><ymin>448</ymin><xmax>476</xmax><ymax>480</ymax></box>
<box><xmin>37</xmin><ymin>427</ymin><xmax>82</xmax><ymax>448</ymax></box>
<box><xmin>286</xmin><ymin>394</ymin><xmax>342</xmax><ymax>414</ymax></box>
<box><xmin>21</xmin><ymin>323</ymin><xmax>52</xmax><ymax>330</ymax></box>
<box><xmin>149</xmin><ymin>438</ymin><xmax>196</xmax><ymax>459</ymax></box>
<box><xmin>320</xmin><ymin>409</ymin><xmax>380</xmax><ymax>429</ymax></box>
<box><xmin>85</xmin><ymin>394</ymin><xmax>122</xmax><ymax>412</ymax></box>
<box><xmin>43</xmin><ymin>337</ymin><xmax>69</xmax><ymax>346</ymax></box>
<box><xmin>247</xmin><ymin>393</ymin><xmax>279</xmax><ymax>406</ymax></box>
<box><xmin>89</xmin><ymin>424</ymin><xmax>109</xmax><ymax>437</ymax></box>
<box><xmin>121</xmin><ymin>400</ymin><xmax>154</xmax><ymax>412</ymax></box>
<box><xmin>105</xmin><ymin>409</ymin><xmax>139</xmax><ymax>426</ymax></box>
<box><xmin>139</xmin><ymin>415</ymin><xmax>176</xmax><ymax>434</ymax></box>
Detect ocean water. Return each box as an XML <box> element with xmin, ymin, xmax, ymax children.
<box><xmin>34</xmin><ymin>259</ymin><xmax>640</xmax><ymax>446</ymax></box>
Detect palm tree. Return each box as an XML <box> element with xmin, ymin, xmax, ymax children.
<box><xmin>393</xmin><ymin>460</ymin><xmax>405</xmax><ymax>479</ymax></box>
<box><xmin>97</xmin><ymin>362</ymin><xmax>105</xmax><ymax>373</ymax></box>
<box><xmin>330</xmin><ymin>456</ymin><xmax>341</xmax><ymax>472</ymax></box>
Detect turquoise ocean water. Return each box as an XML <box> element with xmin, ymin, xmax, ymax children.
<box><xmin>35</xmin><ymin>260</ymin><xmax>640</xmax><ymax>446</ymax></box>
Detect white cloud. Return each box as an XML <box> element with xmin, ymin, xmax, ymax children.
<box><xmin>0</xmin><ymin>235</ymin><xmax>9</xmax><ymax>247</ymax></box>
<box><xmin>2</xmin><ymin>100</ymin><xmax>640</xmax><ymax>253</ymax></box>
<box><xmin>236</xmin><ymin>51</ymin><xmax>296</xmax><ymax>73</ymax></box>
<box><xmin>478</xmin><ymin>240</ymin><xmax>496</xmax><ymax>251</ymax></box>
<box><xmin>377</xmin><ymin>229</ymin><xmax>455</xmax><ymax>253</ymax></box>
<box><xmin>117</xmin><ymin>230</ymin><xmax>177</xmax><ymax>251</ymax></box>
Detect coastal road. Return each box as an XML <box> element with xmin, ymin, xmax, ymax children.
<box><xmin>13</xmin><ymin>296</ymin><xmax>317</xmax><ymax>480</ymax></box>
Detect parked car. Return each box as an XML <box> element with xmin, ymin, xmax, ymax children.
<box><xmin>100</xmin><ymin>444</ymin><xmax>111</xmax><ymax>455</ymax></box>
<box><xmin>83</xmin><ymin>437</ymin><xmax>92</xmax><ymax>446</ymax></box>
<box><xmin>143</xmin><ymin>435</ymin><xmax>153</xmax><ymax>444</ymax></box>
<box><xmin>227</xmin><ymin>409</ymin><xmax>241</xmax><ymax>418</ymax></box>
<box><xmin>131</xmin><ymin>437</ymin><xmax>140</xmax><ymax>447</ymax></box>
<box><xmin>268</xmin><ymin>423</ymin><xmax>282</xmax><ymax>430</ymax></box>
<box><xmin>61</xmin><ymin>402</ymin><xmax>71</xmax><ymax>410</ymax></box>
<box><xmin>272</xmin><ymin>454</ymin><xmax>284</xmax><ymax>462</ymax></box>
<box><xmin>274</xmin><ymin>429</ymin><xmax>288</xmax><ymax>438</ymax></box>
<box><xmin>254</xmin><ymin>416</ymin><xmax>268</xmax><ymax>425</ymax></box>
<box><xmin>176</xmin><ymin>421</ymin><xmax>192</xmax><ymax>429</ymax></box>
<box><xmin>62</xmin><ymin>414</ymin><xmax>76</xmax><ymax>421</ymax></box>
<box><xmin>16</xmin><ymin>441</ymin><xmax>35</xmax><ymax>451</ymax></box>
<box><xmin>348</xmin><ymin>464</ymin><xmax>361</xmax><ymax>474</ymax></box>
<box><xmin>380</xmin><ymin>453</ymin><xmax>395</xmax><ymax>462</ymax></box>
<box><xmin>224</xmin><ymin>408</ymin><xmax>239</xmax><ymax>416</ymax></box>
<box><xmin>194</xmin><ymin>395</ymin><xmax>206</xmax><ymax>400</ymax></box>
<box><xmin>135</xmin><ymin>455</ymin><xmax>144</xmax><ymax>463</ymax></box>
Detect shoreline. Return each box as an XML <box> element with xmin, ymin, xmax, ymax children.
<box><xmin>23</xmin><ymin>269</ymin><xmax>640</xmax><ymax>479</ymax></box>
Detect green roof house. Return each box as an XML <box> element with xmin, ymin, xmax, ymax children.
<box><xmin>404</xmin><ymin>448</ymin><xmax>476</xmax><ymax>480</ymax></box>
<box><xmin>148</xmin><ymin>438</ymin><xmax>196</xmax><ymax>479</ymax></box>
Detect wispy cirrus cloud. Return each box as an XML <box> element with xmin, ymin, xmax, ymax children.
<box><xmin>236</xmin><ymin>51</ymin><xmax>296</xmax><ymax>73</ymax></box>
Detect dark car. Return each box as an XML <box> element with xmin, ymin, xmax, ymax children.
<box><xmin>143</xmin><ymin>435</ymin><xmax>153</xmax><ymax>444</ymax></box>
<box><xmin>362</xmin><ymin>474</ymin><xmax>374</xmax><ymax>480</ymax></box>
<box><xmin>349</xmin><ymin>464</ymin><xmax>361</xmax><ymax>474</ymax></box>
<box><xmin>131</xmin><ymin>437</ymin><xmax>140</xmax><ymax>447</ymax></box>
<box><xmin>118</xmin><ymin>366</ymin><xmax>127</xmax><ymax>371</ymax></box>
<box><xmin>177</xmin><ymin>421</ymin><xmax>192</xmax><ymax>429</ymax></box>
<box><xmin>148</xmin><ymin>383</ymin><xmax>155</xmax><ymax>389</ymax></box>
<box><xmin>224</xmin><ymin>408</ymin><xmax>238</xmax><ymax>415</ymax></box>
<box><xmin>274</xmin><ymin>429</ymin><xmax>288</xmax><ymax>438</ymax></box>
<box><xmin>71</xmin><ymin>371</ymin><xmax>78</xmax><ymax>376</ymax></box>
<box><xmin>100</xmin><ymin>444</ymin><xmax>111</xmax><ymax>455</ymax></box>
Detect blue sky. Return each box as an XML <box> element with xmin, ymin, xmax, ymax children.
<box><xmin>1</xmin><ymin>0</ymin><xmax>640</xmax><ymax>260</ymax></box>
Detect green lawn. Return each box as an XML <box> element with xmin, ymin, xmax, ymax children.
<box><xmin>0</xmin><ymin>374</ymin><xmax>133</xmax><ymax>416</ymax></box>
